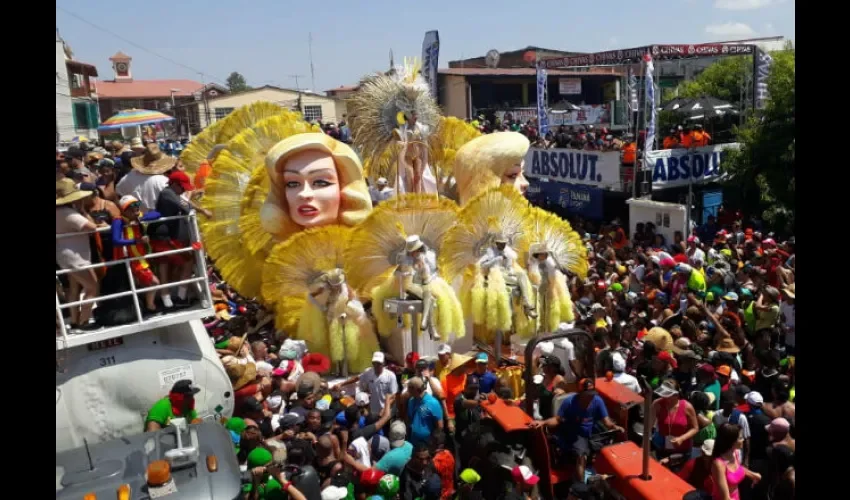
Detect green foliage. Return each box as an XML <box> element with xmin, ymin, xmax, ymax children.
<box><xmin>677</xmin><ymin>56</ymin><xmax>751</xmax><ymax>106</ymax></box>
<box><xmin>226</xmin><ymin>72</ymin><xmax>251</xmax><ymax>93</ymax></box>
<box><xmin>723</xmin><ymin>47</ymin><xmax>796</xmax><ymax>231</ymax></box>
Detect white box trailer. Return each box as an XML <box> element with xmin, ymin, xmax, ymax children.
<box><xmin>626</xmin><ymin>198</ymin><xmax>687</xmax><ymax>246</ymax></box>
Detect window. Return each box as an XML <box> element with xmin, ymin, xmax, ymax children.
<box><xmin>302</xmin><ymin>105</ymin><xmax>322</xmax><ymax>122</ymax></box>
<box><xmin>70</xmin><ymin>74</ymin><xmax>83</xmax><ymax>90</ymax></box>
<box><xmin>72</xmin><ymin>102</ymin><xmax>99</xmax><ymax>130</ymax></box>
<box><xmin>215</xmin><ymin>107</ymin><xmax>235</xmax><ymax>121</ymax></box>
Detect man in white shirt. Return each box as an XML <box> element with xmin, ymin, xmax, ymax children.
<box><xmin>115</xmin><ymin>143</ymin><xmax>174</xmax><ymax>210</ymax></box>
<box><xmin>686</xmin><ymin>235</ymin><xmax>706</xmax><ymax>265</ymax></box>
<box><xmin>369</xmin><ymin>177</ymin><xmax>395</xmax><ymax>204</ymax></box>
<box><xmin>611</xmin><ymin>352</ymin><xmax>641</xmax><ymax>394</ymax></box>
<box><xmin>333</xmin><ymin>351</ymin><xmax>399</xmax><ymax>415</ymax></box>
<box><xmin>780</xmin><ymin>285</ymin><xmax>795</xmax><ymax>351</ymax></box>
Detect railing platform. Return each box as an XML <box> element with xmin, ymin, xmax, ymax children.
<box><xmin>56</xmin><ymin>302</ymin><xmax>214</xmax><ymax>350</ymax></box>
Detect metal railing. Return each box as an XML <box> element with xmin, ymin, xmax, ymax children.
<box><xmin>56</xmin><ymin>213</ymin><xmax>213</xmax><ymax>348</ymax></box>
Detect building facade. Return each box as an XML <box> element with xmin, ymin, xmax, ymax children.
<box><xmin>181</xmin><ymin>86</ymin><xmax>347</xmax><ymax>128</ymax></box>
<box><xmin>95</xmin><ymin>52</ymin><xmax>228</xmax><ymax>137</ymax></box>
<box><xmin>56</xmin><ymin>29</ymin><xmax>100</xmax><ymax>143</ymax></box>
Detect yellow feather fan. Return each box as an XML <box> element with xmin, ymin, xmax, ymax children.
<box><xmin>262</xmin><ymin>225</ymin><xmax>378</xmax><ymax>371</ymax></box>
<box><xmin>521</xmin><ymin>206</ymin><xmax>589</xmax><ymax>279</ymax></box>
<box><xmin>344</xmin><ymin>194</ymin><xmax>460</xmax><ymax>294</ymax></box>
<box><xmin>180</xmin><ymin>118</ymin><xmax>226</xmax><ymax>176</ymax></box>
<box><xmin>181</xmin><ymin>101</ymin><xmax>288</xmax><ymax>175</ymax></box>
<box><xmin>429</xmin><ymin>116</ymin><xmax>482</xmax><ymax>179</ymax></box>
<box><xmin>199</xmin><ymin>111</ymin><xmax>317</xmax><ymax>298</ymax></box>
<box><xmin>439</xmin><ymin>185</ymin><xmax>531</xmax><ymax>284</ymax></box>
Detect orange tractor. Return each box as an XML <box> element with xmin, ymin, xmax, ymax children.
<box><xmin>475</xmin><ymin>329</ymin><xmax>694</xmax><ymax>500</ymax></box>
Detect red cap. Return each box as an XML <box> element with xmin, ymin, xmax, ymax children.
<box><xmin>405</xmin><ymin>352</ymin><xmax>420</xmax><ymax>365</ymax></box>
<box><xmin>168</xmin><ymin>171</ymin><xmax>193</xmax><ymax>191</ymax></box>
<box><xmin>511</xmin><ymin>465</ymin><xmax>540</xmax><ymax>485</ymax></box>
<box><xmin>359</xmin><ymin>468</ymin><xmax>385</xmax><ymax>488</ymax></box>
<box><xmin>657</xmin><ymin>351</ymin><xmax>678</xmax><ymax>369</ymax></box>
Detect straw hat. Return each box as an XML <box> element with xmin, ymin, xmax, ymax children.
<box><xmin>404</xmin><ymin>235</ymin><xmax>424</xmax><ymax>253</ymax></box>
<box><xmin>782</xmin><ymin>283</ymin><xmax>795</xmax><ymax>300</ymax></box>
<box><xmin>222</xmin><ymin>356</ymin><xmax>258</xmax><ymax>391</ymax></box>
<box><xmin>443</xmin><ymin>352</ymin><xmax>474</xmax><ymax>373</ymax></box>
<box><xmin>56</xmin><ymin>178</ymin><xmax>93</xmax><ymax>206</ymax></box>
<box><xmin>643</xmin><ymin>327</ymin><xmax>674</xmax><ymax>352</ymax></box>
<box><xmin>529</xmin><ymin>242</ymin><xmax>549</xmax><ymax>255</ymax></box>
<box><xmin>131</xmin><ymin>143</ymin><xmax>177</xmax><ymax>175</ymax></box>
<box><xmin>129</xmin><ymin>137</ymin><xmax>144</xmax><ymax>150</ymax></box>
<box><xmin>715</xmin><ymin>337</ymin><xmax>741</xmax><ymax>354</ymax></box>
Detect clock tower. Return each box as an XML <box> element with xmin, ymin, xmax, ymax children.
<box><xmin>109</xmin><ymin>51</ymin><xmax>133</xmax><ymax>82</ymax></box>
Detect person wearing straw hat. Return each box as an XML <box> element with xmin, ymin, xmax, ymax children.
<box><xmin>56</xmin><ymin>178</ymin><xmax>101</xmax><ymax>330</ymax></box>
<box><xmin>115</xmin><ymin>142</ymin><xmax>176</xmax><ymax>211</ymax></box>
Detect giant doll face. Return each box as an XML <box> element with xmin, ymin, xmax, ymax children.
<box><xmin>282</xmin><ymin>150</ymin><xmax>341</xmax><ymax>228</ymax></box>
<box><xmin>501</xmin><ymin>159</ymin><xmax>530</xmax><ymax>196</ymax></box>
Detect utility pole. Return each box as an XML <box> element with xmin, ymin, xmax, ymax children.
<box><xmin>308</xmin><ymin>33</ymin><xmax>316</xmax><ymax>91</ymax></box>
<box><xmin>289</xmin><ymin>74</ymin><xmax>306</xmax><ymax>115</ymax></box>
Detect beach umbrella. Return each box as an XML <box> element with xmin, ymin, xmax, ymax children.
<box><xmin>675</xmin><ymin>96</ymin><xmax>735</xmax><ymax>115</ymax></box>
<box><xmin>98</xmin><ymin>108</ymin><xmax>175</xmax><ymax>131</ymax></box>
<box><xmin>661</xmin><ymin>97</ymin><xmax>694</xmax><ymax>112</ymax></box>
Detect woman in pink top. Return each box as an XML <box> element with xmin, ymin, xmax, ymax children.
<box><xmin>653</xmin><ymin>379</ymin><xmax>699</xmax><ymax>459</ymax></box>
<box><xmin>710</xmin><ymin>423</ymin><xmax>761</xmax><ymax>500</ymax></box>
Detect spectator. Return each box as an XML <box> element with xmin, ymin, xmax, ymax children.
<box><xmin>115</xmin><ymin>143</ymin><xmax>174</xmax><ymax>211</ymax></box>
<box><xmin>399</xmin><ymin>444</ymin><xmax>440</xmax><ymax>500</ymax></box>
<box><xmin>111</xmin><ymin>195</ymin><xmax>162</xmax><ymax>314</ymax></box>
<box><xmin>405</xmin><ymin>377</ymin><xmax>443</xmax><ymax>446</ymax></box>
<box><xmin>375</xmin><ymin>420</ymin><xmax>413</xmax><ymax>475</ymax></box>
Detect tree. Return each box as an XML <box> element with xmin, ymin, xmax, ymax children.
<box><xmin>226</xmin><ymin>72</ymin><xmax>251</xmax><ymax>93</ymax></box>
<box><xmin>676</xmin><ymin>56</ymin><xmax>751</xmax><ymax>106</ymax></box>
<box><xmin>723</xmin><ymin>46</ymin><xmax>796</xmax><ymax>233</ymax></box>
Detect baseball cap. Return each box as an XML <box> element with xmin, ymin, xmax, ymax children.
<box><xmin>437</xmin><ymin>343</ymin><xmax>452</xmax><ymax>355</ymax></box>
<box><xmin>415</xmin><ymin>359</ymin><xmax>429</xmax><ymax>370</ymax></box>
<box><xmin>405</xmin><ymin>352</ymin><xmax>420</xmax><ymax>365</ymax></box>
<box><xmin>716</xmin><ymin>365</ymin><xmax>732</xmax><ymax>377</ymax></box>
<box><xmin>280</xmin><ymin>412</ymin><xmax>305</xmax><ymax>429</ymax></box>
<box><xmin>168</xmin><ymin>170</ymin><xmax>193</xmax><ymax>191</ymax></box>
<box><xmin>372</xmin><ymin>351</ymin><xmax>385</xmax><ymax>364</ymax></box>
<box><xmin>722</xmin><ymin>291</ymin><xmax>739</xmax><ymax>301</ymax></box>
<box><xmin>71</xmin><ymin>166</ymin><xmax>93</xmax><ymax>179</ymax></box>
<box><xmin>459</xmin><ymin>468</ymin><xmax>482</xmax><ymax>485</ymax></box>
<box><xmin>700</xmin><ymin>439</ymin><xmax>715</xmax><ymax>456</ymax></box>
<box><xmin>766</xmin><ymin>417</ymin><xmax>791</xmax><ymax>435</ymax></box>
<box><xmin>355</xmin><ymin>392</ymin><xmax>370</xmax><ymax>407</ymax></box>
<box><xmin>170</xmin><ymin>380</ymin><xmax>201</xmax><ymax>396</ymax></box>
<box><xmin>377</xmin><ymin>475</ymin><xmax>400</xmax><ymax>496</ymax></box>
<box><xmin>746</xmin><ymin>391</ymin><xmax>764</xmax><ymax>406</ymax></box>
<box><xmin>119</xmin><ymin>195</ymin><xmax>141</xmax><ymax>211</ymax></box>
<box><xmin>246</xmin><ymin>447</ymin><xmax>273</xmax><ymax>468</ymax></box>
<box><xmin>241</xmin><ymin>397</ymin><xmax>264</xmax><ymax>414</ymax></box>
<box><xmin>359</xmin><ymin>468</ymin><xmax>385</xmax><ymax>489</ymax></box>
<box><xmin>611</xmin><ymin>352</ymin><xmax>626</xmax><ymax>372</ymax></box>
<box><xmin>321</xmin><ymin>485</ymin><xmax>349</xmax><ymax>500</ymax></box>
<box><xmin>699</xmin><ymin>364</ymin><xmax>716</xmax><ymax>377</ymax></box>
<box><xmin>511</xmin><ymin>465</ymin><xmax>540</xmax><ymax>485</ymax></box>
<box><xmin>475</xmin><ymin>353</ymin><xmax>489</xmax><ymax>364</ymax></box>
<box><xmin>654</xmin><ymin>379</ymin><xmax>679</xmax><ymax>399</ymax></box>
<box><xmin>388</xmin><ymin>420</ymin><xmax>407</xmax><ymax>448</ymax></box>
<box><xmin>266</xmin><ymin>391</ymin><xmax>285</xmax><ymax>411</ymax></box>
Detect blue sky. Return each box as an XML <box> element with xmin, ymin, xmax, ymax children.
<box><xmin>57</xmin><ymin>0</ymin><xmax>794</xmax><ymax>92</ymax></box>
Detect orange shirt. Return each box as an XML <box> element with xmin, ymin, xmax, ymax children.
<box><xmin>622</xmin><ymin>142</ymin><xmax>637</xmax><ymax>165</ymax></box>
<box><xmin>680</xmin><ymin>132</ymin><xmax>693</xmax><ymax>148</ymax></box>
<box><xmin>662</xmin><ymin>136</ymin><xmax>679</xmax><ymax>149</ymax></box>
<box><xmin>440</xmin><ymin>371</ymin><xmax>466</xmax><ymax>419</ymax></box>
<box><xmin>691</xmin><ymin>131</ymin><xmax>708</xmax><ymax>147</ymax></box>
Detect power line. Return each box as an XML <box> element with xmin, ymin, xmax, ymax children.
<box><xmin>56</xmin><ymin>5</ymin><xmax>229</xmax><ymax>87</ymax></box>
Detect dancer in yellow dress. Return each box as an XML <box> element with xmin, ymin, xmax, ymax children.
<box><xmin>262</xmin><ymin>225</ymin><xmax>378</xmax><ymax>372</ymax></box>
<box><xmin>345</xmin><ymin>194</ymin><xmax>465</xmax><ymax>343</ymax></box>
<box><xmin>441</xmin><ymin>185</ymin><xmax>537</xmax><ymax>342</ymax></box>
<box><xmin>522</xmin><ymin>207</ymin><xmax>589</xmax><ymax>333</ymax></box>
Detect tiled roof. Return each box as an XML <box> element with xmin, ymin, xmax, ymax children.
<box><xmin>326</xmin><ymin>85</ymin><xmax>359</xmax><ymax>93</ymax></box>
<box><xmin>96</xmin><ymin>79</ymin><xmax>206</xmax><ymax>99</ymax></box>
<box><xmin>66</xmin><ymin>59</ymin><xmax>98</xmax><ymax>76</ymax></box>
<box><xmin>438</xmin><ymin>68</ymin><xmax>624</xmax><ymax>77</ymax></box>
<box><xmin>109</xmin><ymin>51</ymin><xmax>132</xmax><ymax>61</ymax></box>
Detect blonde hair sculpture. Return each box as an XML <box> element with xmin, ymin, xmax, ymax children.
<box><xmin>452</xmin><ymin>132</ymin><xmax>530</xmax><ymax>206</ymax></box>
<box><xmin>262</xmin><ymin>225</ymin><xmax>379</xmax><ymax>372</ymax></box>
<box><xmin>261</xmin><ymin>133</ymin><xmax>372</xmax><ymax>242</ymax></box>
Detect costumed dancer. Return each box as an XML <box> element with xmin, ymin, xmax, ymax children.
<box><xmin>523</xmin><ymin>207</ymin><xmax>589</xmax><ymax>333</ymax></box>
<box><xmin>261</xmin><ymin>225</ymin><xmax>378</xmax><ymax>373</ymax></box>
<box><xmin>349</xmin><ymin>58</ymin><xmax>442</xmax><ymax>195</ymax></box>
<box><xmin>441</xmin><ymin>185</ymin><xmax>537</xmax><ymax>343</ymax></box>
<box><xmin>451</xmin><ymin>131</ymin><xmax>532</xmax><ymax>206</ymax></box>
<box><xmin>345</xmin><ymin>195</ymin><xmax>465</xmax><ymax>346</ymax></box>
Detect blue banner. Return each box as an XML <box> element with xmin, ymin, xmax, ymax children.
<box><xmin>529</xmin><ymin>179</ymin><xmax>604</xmax><ymax>220</ymax></box>
<box><xmin>421</xmin><ymin>31</ymin><xmax>440</xmax><ymax>99</ymax></box>
<box><xmin>536</xmin><ymin>64</ymin><xmax>549</xmax><ymax>136</ymax></box>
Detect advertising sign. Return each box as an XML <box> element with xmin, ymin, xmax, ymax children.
<box><xmin>646</xmin><ymin>143</ymin><xmax>740</xmax><ymax>189</ymax></box>
<box><xmin>524</xmin><ymin>147</ymin><xmax>622</xmax><ymax>190</ymax></box>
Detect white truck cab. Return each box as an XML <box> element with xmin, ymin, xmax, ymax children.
<box><xmin>56</xmin><ymin>214</ymin><xmax>234</xmax><ymax>455</ymax></box>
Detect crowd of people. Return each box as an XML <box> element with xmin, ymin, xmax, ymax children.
<box><xmin>57</xmin><ymin>129</ymin><xmax>794</xmax><ymax>499</ymax></box>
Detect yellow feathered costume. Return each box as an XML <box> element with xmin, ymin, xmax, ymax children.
<box><xmin>262</xmin><ymin>226</ymin><xmax>379</xmax><ymax>372</ymax></box>
<box><xmin>440</xmin><ymin>185</ymin><xmax>536</xmax><ymax>342</ymax></box>
<box><xmin>522</xmin><ymin>207</ymin><xmax>589</xmax><ymax>333</ymax></box>
<box><xmin>344</xmin><ymin>194</ymin><xmax>465</xmax><ymax>341</ymax></box>
<box><xmin>198</xmin><ymin>111</ymin><xmax>320</xmax><ymax>298</ymax></box>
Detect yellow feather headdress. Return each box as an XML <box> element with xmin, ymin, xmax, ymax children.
<box><xmin>348</xmin><ymin>58</ymin><xmax>441</xmax><ymax>176</ymax></box>
<box><xmin>439</xmin><ymin>185</ymin><xmax>531</xmax><ymax>283</ymax></box>
<box><xmin>522</xmin><ymin>206</ymin><xmax>589</xmax><ymax>279</ymax></box>
<box><xmin>262</xmin><ymin>225</ymin><xmax>352</xmax><ymax>331</ymax></box>
<box><xmin>344</xmin><ymin>194</ymin><xmax>459</xmax><ymax>294</ymax></box>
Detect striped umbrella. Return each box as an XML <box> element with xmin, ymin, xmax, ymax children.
<box><xmin>98</xmin><ymin>108</ymin><xmax>175</xmax><ymax>131</ymax></box>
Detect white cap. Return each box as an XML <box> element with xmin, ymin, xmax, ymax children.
<box><xmin>437</xmin><ymin>343</ymin><xmax>452</xmax><ymax>355</ymax></box>
<box><xmin>371</xmin><ymin>351</ymin><xmax>385</xmax><ymax>364</ymax></box>
<box><xmin>612</xmin><ymin>352</ymin><xmax>626</xmax><ymax>373</ymax></box>
<box><xmin>321</xmin><ymin>485</ymin><xmax>349</xmax><ymax>500</ymax></box>
<box><xmin>537</xmin><ymin>341</ymin><xmax>555</xmax><ymax>355</ymax></box>
<box><xmin>701</xmin><ymin>439</ymin><xmax>715</xmax><ymax>456</ymax></box>
<box><xmin>533</xmin><ymin>374</ymin><xmax>544</xmax><ymax>384</ymax></box>
<box><xmin>746</xmin><ymin>391</ymin><xmax>764</xmax><ymax>406</ymax></box>
<box><xmin>557</xmin><ymin>322</ymin><xmax>574</xmax><ymax>332</ymax></box>
<box><xmin>355</xmin><ymin>392</ymin><xmax>370</xmax><ymax>407</ymax></box>
<box><xmin>256</xmin><ymin>361</ymin><xmax>274</xmax><ymax>376</ymax></box>
<box><xmin>377</xmin><ymin>177</ymin><xmax>388</xmax><ymax>185</ymax></box>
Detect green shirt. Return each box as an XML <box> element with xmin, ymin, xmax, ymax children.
<box><xmin>145</xmin><ymin>397</ymin><xmax>198</xmax><ymax>428</ymax></box>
